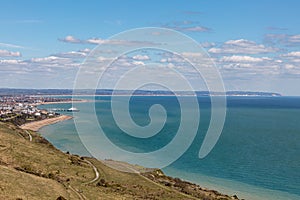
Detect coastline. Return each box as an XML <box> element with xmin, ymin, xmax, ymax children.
<box><xmin>30</xmin><ymin>101</ymin><xmax>240</xmax><ymax>199</ymax></box>
<box><xmin>18</xmin><ymin>99</ymin><xmax>83</xmax><ymax>132</ymax></box>
<box><xmin>19</xmin><ymin>115</ymin><xmax>73</xmax><ymax>131</ymax></box>
<box><xmin>28</xmin><ymin>98</ymin><xmax>300</xmax><ymax>200</ymax></box>
<box><xmin>36</xmin><ymin>99</ymin><xmax>242</xmax><ymax>199</ymax></box>
<box><xmin>0</xmin><ymin>121</ymin><xmax>240</xmax><ymax>200</ymax></box>
<box><xmin>37</xmin><ymin>99</ymin><xmax>89</xmax><ymax>105</ymax></box>
<box><xmin>4</xmin><ymin>116</ymin><xmax>299</xmax><ymax>200</ymax></box>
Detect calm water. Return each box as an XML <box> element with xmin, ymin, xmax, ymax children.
<box><xmin>40</xmin><ymin>96</ymin><xmax>300</xmax><ymax>200</ymax></box>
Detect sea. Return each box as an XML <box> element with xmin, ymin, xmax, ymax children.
<box><xmin>39</xmin><ymin>96</ymin><xmax>300</xmax><ymax>200</ymax></box>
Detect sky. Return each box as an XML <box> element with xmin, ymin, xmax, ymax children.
<box><xmin>1</xmin><ymin>0</ymin><xmax>300</xmax><ymax>95</ymax></box>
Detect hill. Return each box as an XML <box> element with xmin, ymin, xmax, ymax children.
<box><xmin>0</xmin><ymin>122</ymin><xmax>239</xmax><ymax>200</ymax></box>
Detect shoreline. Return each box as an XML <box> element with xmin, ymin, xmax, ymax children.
<box><xmin>19</xmin><ymin>115</ymin><xmax>73</xmax><ymax>131</ymax></box>
<box><xmin>0</xmin><ymin>122</ymin><xmax>241</xmax><ymax>200</ymax></box>
<box><xmin>34</xmin><ymin>99</ymin><xmax>239</xmax><ymax>198</ymax></box>
<box><xmin>24</xmin><ymin>100</ymin><xmax>242</xmax><ymax>199</ymax></box>
<box><xmin>36</xmin><ymin>99</ymin><xmax>89</xmax><ymax>105</ymax></box>
<box><xmin>7</xmin><ymin>117</ymin><xmax>299</xmax><ymax>200</ymax></box>
<box><xmin>24</xmin><ymin>98</ymin><xmax>298</xmax><ymax>200</ymax></box>
<box><xmin>19</xmin><ymin>99</ymin><xmax>82</xmax><ymax>131</ymax></box>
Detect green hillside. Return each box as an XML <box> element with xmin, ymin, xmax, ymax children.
<box><xmin>0</xmin><ymin>122</ymin><xmax>238</xmax><ymax>200</ymax></box>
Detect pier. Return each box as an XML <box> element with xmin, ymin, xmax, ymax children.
<box><xmin>48</xmin><ymin>107</ymin><xmax>79</xmax><ymax>112</ymax></box>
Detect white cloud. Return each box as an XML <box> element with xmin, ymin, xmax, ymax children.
<box><xmin>285</xmin><ymin>64</ymin><xmax>295</xmax><ymax>69</ymax></box>
<box><xmin>215</xmin><ymin>54</ymin><xmax>285</xmax><ymax>77</ymax></box>
<box><xmin>217</xmin><ymin>52</ymin><xmax>300</xmax><ymax>79</ymax></box>
<box><xmin>0</xmin><ymin>42</ymin><xmax>25</xmax><ymax>49</ymax></box>
<box><xmin>87</xmin><ymin>38</ymin><xmax>158</xmax><ymax>46</ymax></box>
<box><xmin>52</xmin><ymin>49</ymin><xmax>89</xmax><ymax>58</ymax></box>
<box><xmin>182</xmin><ymin>52</ymin><xmax>203</xmax><ymax>57</ymax></box>
<box><xmin>265</xmin><ymin>34</ymin><xmax>300</xmax><ymax>46</ymax></box>
<box><xmin>97</xmin><ymin>56</ymin><xmax>112</xmax><ymax>62</ymax></box>
<box><xmin>29</xmin><ymin>56</ymin><xmax>79</xmax><ymax>68</ymax></box>
<box><xmin>266</xmin><ymin>26</ymin><xmax>288</xmax><ymax>31</ymax></box>
<box><xmin>160</xmin><ymin>56</ymin><xmax>184</xmax><ymax>64</ymax></box>
<box><xmin>221</xmin><ymin>55</ymin><xmax>271</xmax><ymax>63</ymax></box>
<box><xmin>132</xmin><ymin>55</ymin><xmax>150</xmax><ymax>61</ymax></box>
<box><xmin>288</xmin><ymin>35</ymin><xmax>300</xmax><ymax>43</ymax></box>
<box><xmin>79</xmin><ymin>48</ymin><xmax>91</xmax><ymax>53</ymax></box>
<box><xmin>31</xmin><ymin>56</ymin><xmax>65</xmax><ymax>63</ymax></box>
<box><xmin>0</xmin><ymin>49</ymin><xmax>22</xmax><ymax>57</ymax></box>
<box><xmin>51</xmin><ymin>48</ymin><xmax>94</xmax><ymax>60</ymax></box>
<box><xmin>132</xmin><ymin>61</ymin><xmax>145</xmax><ymax>66</ymax></box>
<box><xmin>59</xmin><ymin>35</ymin><xmax>159</xmax><ymax>46</ymax></box>
<box><xmin>281</xmin><ymin>51</ymin><xmax>300</xmax><ymax>57</ymax></box>
<box><xmin>59</xmin><ymin>35</ymin><xmax>81</xmax><ymax>43</ymax></box>
<box><xmin>283</xmin><ymin>63</ymin><xmax>300</xmax><ymax>75</ymax></box>
<box><xmin>167</xmin><ymin>25</ymin><xmax>210</xmax><ymax>33</ymax></box>
<box><xmin>209</xmin><ymin>39</ymin><xmax>278</xmax><ymax>54</ymax></box>
<box><xmin>201</xmin><ymin>42</ymin><xmax>216</xmax><ymax>48</ymax></box>
<box><xmin>162</xmin><ymin>21</ymin><xmax>210</xmax><ymax>32</ymax></box>
<box><xmin>86</xmin><ymin>38</ymin><xmax>106</xmax><ymax>44</ymax></box>
<box><xmin>181</xmin><ymin>26</ymin><xmax>210</xmax><ymax>32</ymax></box>
<box><xmin>0</xmin><ymin>59</ymin><xmax>24</xmax><ymax>64</ymax></box>
<box><xmin>280</xmin><ymin>51</ymin><xmax>300</xmax><ymax>64</ymax></box>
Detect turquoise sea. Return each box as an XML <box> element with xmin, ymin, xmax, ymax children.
<box><xmin>39</xmin><ymin>96</ymin><xmax>300</xmax><ymax>200</ymax></box>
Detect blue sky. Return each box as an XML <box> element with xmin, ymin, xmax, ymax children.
<box><xmin>1</xmin><ymin>0</ymin><xmax>300</xmax><ymax>95</ymax></box>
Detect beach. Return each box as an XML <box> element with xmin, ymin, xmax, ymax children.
<box><xmin>19</xmin><ymin>115</ymin><xmax>73</xmax><ymax>131</ymax></box>
<box><xmin>37</xmin><ymin>99</ymin><xmax>89</xmax><ymax>105</ymax></box>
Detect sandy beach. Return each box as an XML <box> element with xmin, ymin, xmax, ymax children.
<box><xmin>19</xmin><ymin>115</ymin><xmax>73</xmax><ymax>131</ymax></box>
<box><xmin>38</xmin><ymin>99</ymin><xmax>89</xmax><ymax>105</ymax></box>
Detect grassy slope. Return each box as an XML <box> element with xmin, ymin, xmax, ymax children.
<box><xmin>0</xmin><ymin>122</ymin><xmax>237</xmax><ymax>200</ymax></box>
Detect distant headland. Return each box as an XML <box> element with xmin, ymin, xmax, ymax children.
<box><xmin>0</xmin><ymin>88</ymin><xmax>281</xmax><ymax>97</ymax></box>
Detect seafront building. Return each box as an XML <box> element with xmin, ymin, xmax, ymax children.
<box><xmin>0</xmin><ymin>95</ymin><xmax>68</xmax><ymax>124</ymax></box>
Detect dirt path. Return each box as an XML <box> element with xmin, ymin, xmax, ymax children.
<box><xmin>68</xmin><ymin>185</ymin><xmax>87</xmax><ymax>200</ymax></box>
<box><xmin>102</xmin><ymin>159</ymin><xmax>145</xmax><ymax>174</ymax></box>
<box><xmin>101</xmin><ymin>160</ymin><xmax>199</xmax><ymax>200</ymax></box>
<box><xmin>83</xmin><ymin>159</ymin><xmax>100</xmax><ymax>184</ymax></box>
<box><xmin>25</xmin><ymin>130</ymin><xmax>32</xmax><ymax>142</ymax></box>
